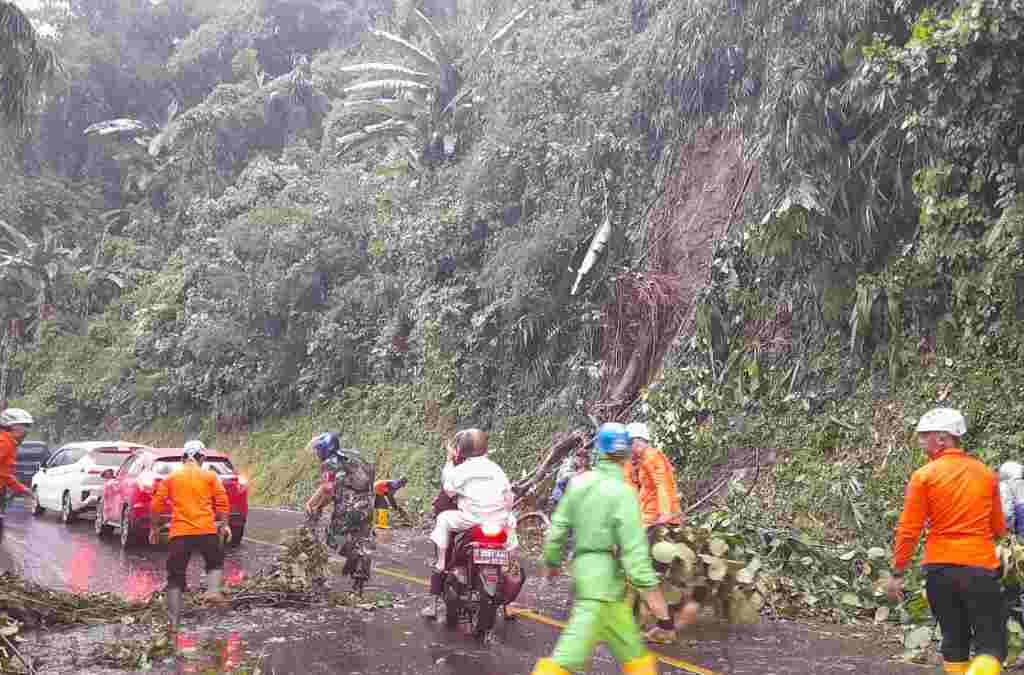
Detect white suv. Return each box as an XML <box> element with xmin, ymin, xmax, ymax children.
<box><xmin>30</xmin><ymin>442</ymin><xmax>149</xmax><ymax>523</ymax></box>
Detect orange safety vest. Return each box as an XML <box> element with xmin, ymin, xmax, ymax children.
<box><xmin>151</xmin><ymin>463</ymin><xmax>230</xmax><ymax>539</ymax></box>
<box><xmin>893</xmin><ymin>448</ymin><xmax>1006</xmax><ymax>571</ymax></box>
<box><xmin>628</xmin><ymin>446</ymin><xmax>682</xmax><ymax>528</ymax></box>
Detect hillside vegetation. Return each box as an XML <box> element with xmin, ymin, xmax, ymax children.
<box><xmin>2</xmin><ymin>1</ymin><xmax>1023</xmax><ymax>634</ymax></box>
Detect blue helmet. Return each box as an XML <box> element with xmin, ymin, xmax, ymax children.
<box><xmin>595</xmin><ymin>423</ymin><xmax>629</xmax><ymax>456</ymax></box>
<box><xmin>313</xmin><ymin>432</ymin><xmax>340</xmax><ymax>461</ymax></box>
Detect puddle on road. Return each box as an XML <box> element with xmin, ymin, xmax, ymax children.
<box><xmin>0</xmin><ymin>508</ymin><xmax>263</xmax><ymax>602</ymax></box>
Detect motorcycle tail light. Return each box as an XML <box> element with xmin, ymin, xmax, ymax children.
<box><xmin>472</xmin><ymin>524</ymin><xmax>508</xmax><ymax>545</ymax></box>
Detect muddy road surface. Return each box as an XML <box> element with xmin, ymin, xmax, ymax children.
<box><xmin>0</xmin><ymin>503</ymin><xmax>928</xmax><ymax>674</ymax></box>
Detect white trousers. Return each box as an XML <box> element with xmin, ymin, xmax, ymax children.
<box><xmin>429</xmin><ymin>509</ymin><xmax>517</xmax><ymax>571</ymax></box>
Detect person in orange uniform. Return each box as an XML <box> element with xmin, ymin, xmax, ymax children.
<box><xmin>887</xmin><ymin>408</ymin><xmax>1007</xmax><ymax>675</ymax></box>
<box><xmin>625</xmin><ymin>423</ymin><xmax>682</xmax><ymax>530</ymax></box>
<box><xmin>151</xmin><ymin>439</ymin><xmax>231</xmax><ymax>632</ymax></box>
<box><xmin>0</xmin><ymin>408</ymin><xmax>35</xmax><ymax>538</ymax></box>
<box><xmin>625</xmin><ymin>422</ymin><xmax>700</xmax><ymax>629</ymax></box>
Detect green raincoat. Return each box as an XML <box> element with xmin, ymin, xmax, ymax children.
<box><xmin>542</xmin><ymin>458</ymin><xmax>660</xmax><ymax>671</ymax></box>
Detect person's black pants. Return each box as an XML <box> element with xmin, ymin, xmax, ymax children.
<box><xmin>167</xmin><ymin>534</ymin><xmax>224</xmax><ymax>590</ymax></box>
<box><xmin>925</xmin><ymin>564</ymin><xmax>1007</xmax><ymax>663</ymax></box>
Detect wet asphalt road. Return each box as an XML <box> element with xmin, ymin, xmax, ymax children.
<box><xmin>0</xmin><ymin>502</ymin><xmax>929</xmax><ymax>674</ymax></box>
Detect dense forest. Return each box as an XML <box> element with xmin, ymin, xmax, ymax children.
<box><xmin>2</xmin><ymin>0</ymin><xmax>1024</xmax><ymax>541</ymax></box>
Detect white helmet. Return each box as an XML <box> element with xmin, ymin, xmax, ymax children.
<box><xmin>1000</xmin><ymin>461</ymin><xmax>1024</xmax><ymax>482</ymax></box>
<box><xmin>0</xmin><ymin>408</ymin><xmax>34</xmax><ymax>427</ymax></box>
<box><xmin>915</xmin><ymin>408</ymin><xmax>967</xmax><ymax>437</ymax></box>
<box><xmin>626</xmin><ymin>422</ymin><xmax>650</xmax><ymax>442</ymax></box>
<box><xmin>183</xmin><ymin>439</ymin><xmax>206</xmax><ymax>461</ymax></box>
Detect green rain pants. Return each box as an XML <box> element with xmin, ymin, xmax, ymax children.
<box><xmin>551</xmin><ymin>597</ymin><xmax>649</xmax><ymax>672</ymax></box>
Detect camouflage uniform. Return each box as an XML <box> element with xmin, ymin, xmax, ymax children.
<box><xmin>321</xmin><ymin>449</ymin><xmax>375</xmax><ymax>582</ymax></box>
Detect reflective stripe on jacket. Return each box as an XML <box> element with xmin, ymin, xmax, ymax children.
<box><xmin>628</xmin><ymin>446</ymin><xmax>682</xmax><ymax>528</ymax></box>
<box><xmin>151</xmin><ymin>462</ymin><xmax>230</xmax><ymax>539</ymax></box>
<box><xmin>544</xmin><ymin>459</ymin><xmax>659</xmax><ymax>601</ymax></box>
<box><xmin>893</xmin><ymin>448</ymin><xmax>1005</xmax><ymax>571</ymax></box>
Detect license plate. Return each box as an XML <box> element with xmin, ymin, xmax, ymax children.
<box><xmin>472</xmin><ymin>547</ymin><xmax>508</xmax><ymax>566</ymax></box>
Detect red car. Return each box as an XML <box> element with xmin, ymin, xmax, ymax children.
<box><xmin>95</xmin><ymin>447</ymin><xmax>249</xmax><ymax>550</ymax></box>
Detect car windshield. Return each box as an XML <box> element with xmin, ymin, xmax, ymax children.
<box><xmin>153</xmin><ymin>458</ymin><xmax>235</xmax><ymax>477</ymax></box>
<box><xmin>92</xmin><ymin>451</ymin><xmax>132</xmax><ymax>466</ymax></box>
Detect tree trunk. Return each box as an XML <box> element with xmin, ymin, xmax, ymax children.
<box><xmin>512</xmin><ymin>430</ymin><xmax>588</xmax><ymax>504</ymax></box>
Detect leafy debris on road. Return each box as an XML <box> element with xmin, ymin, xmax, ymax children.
<box><xmin>2</xmin><ymin>526</ymin><xmax>335</xmax><ymax>638</ymax></box>
<box><xmin>94</xmin><ymin>634</ymin><xmax>175</xmax><ymax>671</ymax></box>
<box><xmin>0</xmin><ymin>571</ymin><xmax>160</xmax><ymax>628</ymax></box>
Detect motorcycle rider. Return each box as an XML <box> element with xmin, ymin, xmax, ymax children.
<box><xmin>422</xmin><ymin>428</ymin><xmax>513</xmax><ymax>620</ymax></box>
<box><xmin>305</xmin><ymin>432</ymin><xmax>376</xmax><ymax>590</ymax></box>
<box><xmin>0</xmin><ymin>408</ymin><xmax>35</xmax><ymax>537</ymax></box>
<box><xmin>531</xmin><ymin>422</ymin><xmax>675</xmax><ymax>675</ymax></box>
<box><xmin>150</xmin><ymin>440</ymin><xmax>231</xmax><ymax>633</ymax></box>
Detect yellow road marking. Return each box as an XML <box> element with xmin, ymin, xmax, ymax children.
<box><xmin>244</xmin><ymin>535</ymin><xmax>722</xmax><ymax>675</ymax></box>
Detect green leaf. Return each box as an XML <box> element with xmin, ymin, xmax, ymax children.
<box><xmin>840</xmin><ymin>593</ymin><xmax>861</xmax><ymax>607</ymax></box>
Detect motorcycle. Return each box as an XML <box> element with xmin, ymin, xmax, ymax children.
<box><xmin>441</xmin><ymin>521</ymin><xmax>525</xmax><ymax>640</ymax></box>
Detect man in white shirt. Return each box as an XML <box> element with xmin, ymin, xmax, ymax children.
<box><xmin>422</xmin><ymin>428</ymin><xmax>513</xmax><ymax>619</ymax></box>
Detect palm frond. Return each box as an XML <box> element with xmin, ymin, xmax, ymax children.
<box><xmin>0</xmin><ymin>219</ymin><xmax>35</xmax><ymax>254</ymax></box>
<box><xmin>413</xmin><ymin>10</ymin><xmax>449</xmax><ymax>65</ymax></box>
<box><xmin>439</xmin><ymin>86</ymin><xmax>474</xmax><ymax>117</ymax></box>
<box><xmin>83</xmin><ymin>118</ymin><xmax>154</xmax><ymax>137</ymax></box>
<box><xmin>368</xmin><ymin>29</ymin><xmax>439</xmax><ymax>72</ymax></box>
<box><xmin>338</xmin><ymin>98</ymin><xmax>421</xmax><ymax>120</ymax></box>
<box><xmin>480</xmin><ymin>6</ymin><xmax>534</xmax><ymax>58</ymax></box>
<box><xmin>336</xmin><ymin>119</ymin><xmax>419</xmax><ymax>157</ymax></box>
<box><xmin>338</xmin><ymin>63</ymin><xmax>434</xmax><ymax>82</ymax></box>
<box><xmin>343</xmin><ymin>79</ymin><xmax>433</xmax><ymax>98</ymax></box>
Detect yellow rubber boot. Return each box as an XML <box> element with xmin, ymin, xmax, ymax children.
<box><xmin>531</xmin><ymin>658</ymin><xmax>571</xmax><ymax>675</ymax></box>
<box><xmin>622</xmin><ymin>653</ymin><xmax>659</xmax><ymax>675</ymax></box>
<box><xmin>943</xmin><ymin>661</ymin><xmax>969</xmax><ymax>673</ymax></box>
<box><xmin>966</xmin><ymin>655</ymin><xmax>1002</xmax><ymax>675</ymax></box>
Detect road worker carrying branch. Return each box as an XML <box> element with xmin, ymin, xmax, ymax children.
<box><xmin>151</xmin><ymin>439</ymin><xmax>232</xmax><ymax>632</ymax></box>
<box><xmin>887</xmin><ymin>408</ymin><xmax>1007</xmax><ymax>675</ymax></box>
<box><xmin>531</xmin><ymin>422</ymin><xmax>675</xmax><ymax>675</ymax></box>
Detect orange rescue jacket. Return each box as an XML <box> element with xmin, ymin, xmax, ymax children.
<box><xmin>893</xmin><ymin>448</ymin><xmax>1006</xmax><ymax>572</ymax></box>
<box><xmin>629</xmin><ymin>445</ymin><xmax>682</xmax><ymax>528</ymax></box>
<box><xmin>151</xmin><ymin>462</ymin><xmax>230</xmax><ymax>539</ymax></box>
<box><xmin>0</xmin><ymin>431</ymin><xmax>29</xmax><ymax>495</ymax></box>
